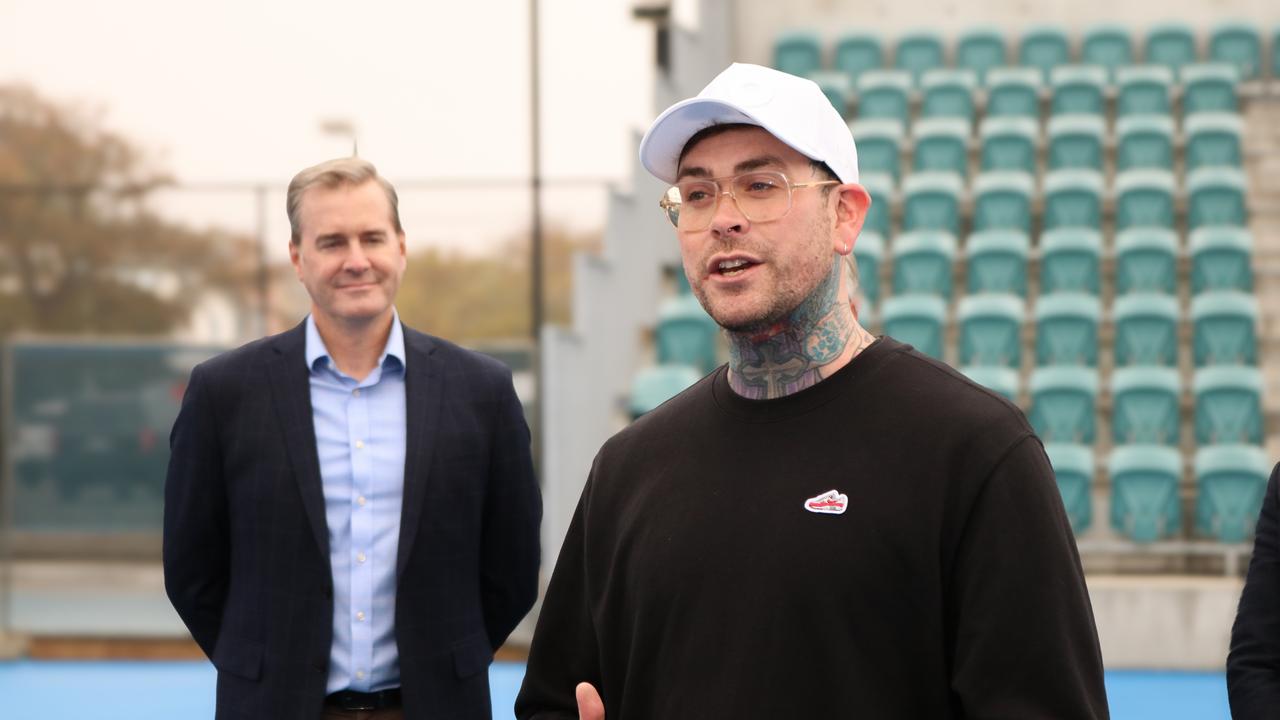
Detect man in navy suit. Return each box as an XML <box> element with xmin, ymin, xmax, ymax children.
<box><xmin>164</xmin><ymin>157</ymin><xmax>541</xmax><ymax>719</ymax></box>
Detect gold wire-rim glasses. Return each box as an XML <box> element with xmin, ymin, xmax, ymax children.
<box><xmin>657</xmin><ymin>170</ymin><xmax>840</xmax><ymax>231</ymax></box>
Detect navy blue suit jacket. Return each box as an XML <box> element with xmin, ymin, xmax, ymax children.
<box><xmin>163</xmin><ymin>321</ymin><xmax>541</xmax><ymax>719</ymax></box>
<box><xmin>1229</xmin><ymin>462</ymin><xmax>1280</xmax><ymax>719</ymax></box>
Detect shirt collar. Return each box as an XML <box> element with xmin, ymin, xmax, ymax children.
<box><xmin>305</xmin><ymin>310</ymin><xmax>406</xmax><ymax>373</ymax></box>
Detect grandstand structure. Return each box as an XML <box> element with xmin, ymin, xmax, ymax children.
<box><xmin>540</xmin><ymin>0</ymin><xmax>1280</xmax><ymax>665</ymax></box>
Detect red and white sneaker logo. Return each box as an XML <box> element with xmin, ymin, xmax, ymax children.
<box><xmin>804</xmin><ymin>489</ymin><xmax>848</xmax><ymax>515</ymax></box>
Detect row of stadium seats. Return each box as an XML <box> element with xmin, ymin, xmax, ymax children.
<box><xmin>856</xmin><ymin>227</ymin><xmax>1254</xmax><ymax>302</ymax></box>
<box><xmin>966</xmin><ymin>364</ymin><xmax>1264</xmax><ymax>446</ymax></box>
<box><xmin>776</xmin><ymin>23</ymin><xmax>1280</xmax><ymax>86</ymax></box>
<box><xmin>820</xmin><ymin>63</ymin><xmax>1244</xmax><ymax>121</ymax></box>
<box><xmin>881</xmin><ymin>291</ymin><xmax>1258</xmax><ymax>368</ymax></box>
<box><xmin>1049</xmin><ymin>442</ymin><xmax>1270</xmax><ymax>542</ymax></box>
<box><xmin>855</xmin><ymin>112</ymin><xmax>1244</xmax><ymax>181</ymax></box>
<box><xmin>861</xmin><ymin>169</ymin><xmax>1249</xmax><ymax>235</ymax></box>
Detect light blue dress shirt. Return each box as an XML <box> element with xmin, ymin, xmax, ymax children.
<box><xmin>306</xmin><ymin>313</ymin><xmax>406</xmax><ymax>694</ymax></box>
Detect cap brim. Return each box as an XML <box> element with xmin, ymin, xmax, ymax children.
<box><xmin>638</xmin><ymin>97</ymin><xmax>762</xmax><ymax>184</ymax></box>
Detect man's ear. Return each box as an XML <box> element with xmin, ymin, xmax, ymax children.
<box><xmin>832</xmin><ymin>183</ymin><xmax>872</xmax><ymax>252</ymax></box>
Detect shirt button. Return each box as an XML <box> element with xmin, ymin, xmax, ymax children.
<box><xmin>356</xmin><ymin>611</ymin><xmax>366</xmax><ymax>621</ymax></box>
<box><xmin>357</xmin><ymin>552</ymin><xmax>366</xmax><ymax>564</ymax></box>
<box><xmin>356</xmin><ymin>670</ymin><xmax>365</xmax><ymax>680</ymax></box>
<box><xmin>357</xmin><ymin>496</ymin><xmax>367</xmax><ymax>507</ymax></box>
<box><xmin>352</xmin><ymin>389</ymin><xmax>361</xmax><ymax>397</ymax></box>
<box><xmin>355</xmin><ymin>439</ymin><xmax>365</xmax><ymax>450</ymax></box>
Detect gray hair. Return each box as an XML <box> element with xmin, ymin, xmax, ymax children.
<box><xmin>286</xmin><ymin>157</ymin><xmax>402</xmax><ymax>243</ymax></box>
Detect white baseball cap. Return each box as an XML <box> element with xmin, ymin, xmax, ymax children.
<box><xmin>639</xmin><ymin>62</ymin><xmax>859</xmax><ymax>185</ymax></box>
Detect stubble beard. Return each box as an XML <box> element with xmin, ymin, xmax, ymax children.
<box><xmin>692</xmin><ymin>215</ymin><xmax>834</xmax><ymax>336</ymax></box>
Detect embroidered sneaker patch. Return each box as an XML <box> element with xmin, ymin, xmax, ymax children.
<box><xmin>804</xmin><ymin>489</ymin><xmax>848</xmax><ymax>515</ymax></box>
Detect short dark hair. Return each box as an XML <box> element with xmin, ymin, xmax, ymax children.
<box><xmin>678</xmin><ymin>123</ymin><xmax>839</xmax><ymax>190</ymax></box>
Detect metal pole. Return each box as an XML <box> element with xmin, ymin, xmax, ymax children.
<box><xmin>529</xmin><ymin>0</ymin><xmax>545</xmax><ymax>479</ymax></box>
<box><xmin>256</xmin><ymin>185</ymin><xmax>270</xmax><ymax>337</ymax></box>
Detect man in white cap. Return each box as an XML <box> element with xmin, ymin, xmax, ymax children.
<box><xmin>516</xmin><ymin>63</ymin><xmax>1107</xmax><ymax>719</ymax></box>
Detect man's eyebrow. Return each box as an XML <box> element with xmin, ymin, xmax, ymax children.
<box><xmin>675</xmin><ymin>166</ymin><xmax>711</xmax><ymax>181</ymax></box>
<box><xmin>676</xmin><ymin>155</ymin><xmax>789</xmax><ymax>181</ymax></box>
<box><xmin>315</xmin><ymin>232</ymin><xmax>345</xmax><ymax>244</ymax></box>
<box><xmin>734</xmin><ymin>155</ymin><xmax>787</xmax><ymax>174</ymax></box>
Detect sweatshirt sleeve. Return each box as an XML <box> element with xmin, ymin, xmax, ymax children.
<box><xmin>947</xmin><ymin>435</ymin><xmax>1110</xmax><ymax>719</ymax></box>
<box><xmin>515</xmin><ymin>479</ymin><xmax>603</xmax><ymax>720</ymax></box>
<box><xmin>1228</xmin><ymin>463</ymin><xmax>1280</xmax><ymax>718</ymax></box>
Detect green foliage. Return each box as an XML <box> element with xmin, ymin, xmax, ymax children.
<box><xmin>397</xmin><ymin>226</ymin><xmax>599</xmax><ymax>343</ymax></box>
<box><xmin>0</xmin><ymin>84</ymin><xmax>255</xmax><ymax>335</ymax></box>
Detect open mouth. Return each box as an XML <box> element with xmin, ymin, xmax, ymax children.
<box><xmin>714</xmin><ymin>258</ymin><xmax>759</xmax><ymax>278</ymax></box>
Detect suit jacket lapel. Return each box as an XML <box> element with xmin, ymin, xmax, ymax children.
<box><xmin>398</xmin><ymin>325</ymin><xmax>444</xmax><ymax>581</ymax></box>
<box><xmin>266</xmin><ymin>323</ymin><xmax>330</xmax><ymax>561</ymax></box>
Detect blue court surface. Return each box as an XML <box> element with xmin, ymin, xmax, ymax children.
<box><xmin>0</xmin><ymin>661</ymin><xmax>1229</xmax><ymax>719</ymax></box>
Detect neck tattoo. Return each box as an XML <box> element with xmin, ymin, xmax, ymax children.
<box><xmin>727</xmin><ymin>257</ymin><xmax>874</xmax><ymax>400</ymax></box>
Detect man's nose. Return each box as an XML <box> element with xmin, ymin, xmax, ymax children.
<box><xmin>709</xmin><ymin>189</ymin><xmax>749</xmax><ymax>237</ymax></box>
<box><xmin>343</xmin><ymin>241</ymin><xmax>371</xmax><ymax>272</ymax></box>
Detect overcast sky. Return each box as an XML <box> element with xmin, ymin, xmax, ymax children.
<box><xmin>0</xmin><ymin>0</ymin><xmax>659</xmax><ymax>255</ymax></box>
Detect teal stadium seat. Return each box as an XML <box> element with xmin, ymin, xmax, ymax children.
<box><xmin>1209</xmin><ymin>22</ymin><xmax>1263</xmax><ymax>81</ymax></box>
<box><xmin>957</xmin><ymin>28</ymin><xmax>1006</xmax><ymax>84</ymax></box>
<box><xmin>656</xmin><ymin>294</ymin><xmax>719</xmax><ymax>373</ymax></box>
<box><xmin>834</xmin><ymin>31</ymin><xmax>885</xmax><ymax>83</ymax></box>
<box><xmin>1112</xmin><ymin>366</ymin><xmax>1181</xmax><ymax>445</ymax></box>
<box><xmin>965</xmin><ymin>230</ymin><xmax>1030</xmax><ymax>296</ymax></box>
<box><xmin>1045</xmin><ymin>443</ymin><xmax>1095</xmax><ymax>533</ymax></box>
<box><xmin>1144</xmin><ymin>23</ymin><xmax>1198</xmax><ymax>75</ymax></box>
<box><xmin>1196</xmin><ymin>445</ymin><xmax>1270</xmax><ymax>543</ymax></box>
<box><xmin>1115</xmin><ymin>228</ymin><xmax>1179</xmax><ymax>295</ymax></box>
<box><xmin>1042</xmin><ymin>170</ymin><xmax>1105</xmax><ymax>230</ymax></box>
<box><xmin>1082</xmin><ymin>24</ymin><xmax>1135</xmax><ymax>82</ymax></box>
<box><xmin>1185</xmin><ymin>112</ymin><xmax>1244</xmax><ymax>170</ymax></box>
<box><xmin>961</xmin><ymin>365</ymin><xmax>1020</xmax><ymax>401</ymax></box>
<box><xmin>849</xmin><ymin>119</ymin><xmax>905</xmax><ymax>181</ymax></box>
<box><xmin>985</xmin><ymin>67</ymin><xmax>1043</xmax><ymax>118</ymax></box>
<box><xmin>1040</xmin><ymin>228</ymin><xmax>1103</xmax><ymax>295</ymax></box>
<box><xmin>861</xmin><ymin>173</ymin><xmax>895</xmax><ymax>236</ymax></box>
<box><xmin>853</xmin><ymin>231</ymin><xmax>885</xmax><ymax>302</ymax></box>
<box><xmin>1047</xmin><ymin>114</ymin><xmax>1106</xmax><ymax>171</ymax></box>
<box><xmin>911</xmin><ymin>118</ymin><xmax>972</xmax><ymax>178</ymax></box>
<box><xmin>1115</xmin><ymin>169</ymin><xmax>1176</xmax><ymax>230</ymax></box>
<box><xmin>1181</xmin><ymin>63</ymin><xmax>1239</xmax><ymax>115</ymax></box>
<box><xmin>882</xmin><ymin>294</ymin><xmax>947</xmax><ymax>359</ymax></box>
<box><xmin>1274</xmin><ymin>27</ymin><xmax>1280</xmax><ymax>80</ymax></box>
<box><xmin>895</xmin><ymin>30</ymin><xmax>947</xmax><ymax>87</ymax></box>
<box><xmin>1116</xmin><ymin>65</ymin><xmax>1175</xmax><ymax>116</ymax></box>
<box><xmin>972</xmin><ymin>172</ymin><xmax>1034</xmax><ymax>233</ymax></box>
<box><xmin>1116</xmin><ymin>115</ymin><xmax>1175</xmax><ymax>171</ymax></box>
<box><xmin>1113</xmin><ymin>293</ymin><xmax>1180</xmax><ymax>367</ymax></box>
<box><xmin>1029</xmin><ymin>366</ymin><xmax>1099</xmax><ymax>442</ymax></box>
<box><xmin>670</xmin><ymin>263</ymin><xmax>693</xmax><ymax>295</ymax></box>
<box><xmin>979</xmin><ymin>116</ymin><xmax>1039</xmax><ymax>173</ymax></box>
<box><xmin>921</xmin><ymin>69</ymin><xmax>978</xmax><ymax>121</ymax></box>
<box><xmin>902</xmin><ymin>172</ymin><xmax>964</xmax><ymax>234</ymax></box>
<box><xmin>1109</xmin><ymin>445</ymin><xmax>1183</xmax><ymax>542</ymax></box>
<box><xmin>629</xmin><ymin>364</ymin><xmax>702</xmax><ymax>419</ymax></box>
<box><xmin>957</xmin><ymin>293</ymin><xmax>1025</xmax><ymax>367</ymax></box>
<box><xmin>1190</xmin><ymin>227</ymin><xmax>1252</xmax><ymax>294</ymax></box>
<box><xmin>1050</xmin><ymin>65</ymin><xmax>1108</xmax><ymax>116</ymax></box>
<box><xmin>1194</xmin><ymin>366</ymin><xmax>1264</xmax><ymax>444</ymax></box>
<box><xmin>774</xmin><ymin>30</ymin><xmax>823</xmax><ymax>77</ymax></box>
<box><xmin>1192</xmin><ymin>291</ymin><xmax>1259</xmax><ymax>366</ymax></box>
<box><xmin>810</xmin><ymin>71</ymin><xmax>853</xmax><ymax>117</ymax></box>
<box><xmin>1020</xmin><ymin>25</ymin><xmax>1072</xmax><ymax>83</ymax></box>
<box><xmin>891</xmin><ymin>230</ymin><xmax>957</xmax><ymax>298</ymax></box>
<box><xmin>1187</xmin><ymin>167</ymin><xmax>1248</xmax><ymax>229</ymax></box>
<box><xmin>1034</xmin><ymin>293</ymin><xmax>1101</xmax><ymax>366</ymax></box>
<box><xmin>856</xmin><ymin>70</ymin><xmax>913</xmax><ymax>123</ymax></box>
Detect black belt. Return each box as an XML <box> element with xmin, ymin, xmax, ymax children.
<box><xmin>325</xmin><ymin>688</ymin><xmax>402</xmax><ymax>711</ymax></box>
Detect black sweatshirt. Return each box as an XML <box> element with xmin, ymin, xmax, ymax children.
<box><xmin>517</xmin><ymin>338</ymin><xmax>1109</xmax><ymax>719</ymax></box>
